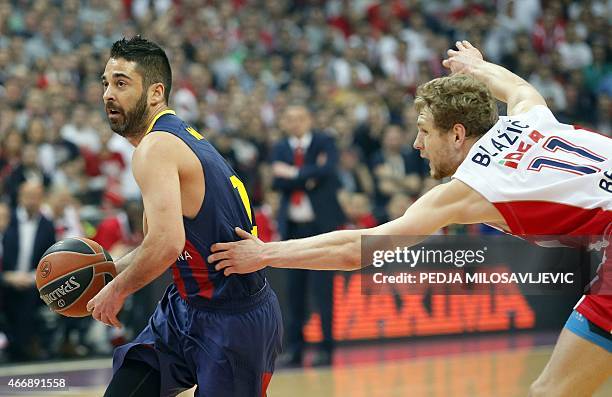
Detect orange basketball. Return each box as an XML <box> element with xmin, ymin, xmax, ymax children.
<box><xmin>36</xmin><ymin>237</ymin><xmax>116</xmax><ymax>317</ymax></box>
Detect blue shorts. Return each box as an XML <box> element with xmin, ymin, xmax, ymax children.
<box><xmin>564</xmin><ymin>310</ymin><xmax>612</xmax><ymax>353</ymax></box>
<box><xmin>112</xmin><ymin>283</ymin><xmax>283</xmax><ymax>397</ymax></box>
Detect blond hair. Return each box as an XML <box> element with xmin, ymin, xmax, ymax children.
<box><xmin>415</xmin><ymin>75</ymin><xmax>498</xmax><ymax>137</ymax></box>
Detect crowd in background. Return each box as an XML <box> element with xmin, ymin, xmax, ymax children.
<box><xmin>0</xmin><ymin>0</ymin><xmax>609</xmax><ymax>363</ymax></box>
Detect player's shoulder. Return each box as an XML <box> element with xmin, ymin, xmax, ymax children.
<box><xmin>134</xmin><ymin>131</ymin><xmax>187</xmax><ymax>165</ymax></box>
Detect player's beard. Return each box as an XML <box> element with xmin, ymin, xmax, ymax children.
<box><xmin>107</xmin><ymin>91</ymin><xmax>148</xmax><ymax>138</ymax></box>
<box><xmin>430</xmin><ymin>158</ymin><xmax>456</xmax><ymax>179</ymax></box>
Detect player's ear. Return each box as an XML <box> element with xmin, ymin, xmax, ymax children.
<box><xmin>149</xmin><ymin>82</ymin><xmax>165</xmax><ymax>106</ymax></box>
<box><xmin>451</xmin><ymin>123</ymin><xmax>467</xmax><ymax>147</ymax></box>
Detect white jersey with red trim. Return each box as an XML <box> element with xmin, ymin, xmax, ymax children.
<box><xmin>453</xmin><ymin>105</ymin><xmax>612</xmax><ymax>236</ymax></box>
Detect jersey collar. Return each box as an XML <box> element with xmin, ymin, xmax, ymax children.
<box><xmin>145</xmin><ymin>109</ymin><xmax>176</xmax><ymax>135</ymax></box>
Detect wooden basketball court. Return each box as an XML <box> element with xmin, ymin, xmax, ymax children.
<box><xmin>1</xmin><ymin>333</ymin><xmax>610</xmax><ymax>396</ymax></box>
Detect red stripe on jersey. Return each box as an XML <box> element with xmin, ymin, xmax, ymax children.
<box><xmin>184</xmin><ymin>239</ymin><xmax>214</xmax><ymax>299</ymax></box>
<box><xmin>493</xmin><ymin>201</ymin><xmax>611</xmax><ymax>236</ymax></box>
<box><xmin>171</xmin><ymin>264</ymin><xmax>188</xmax><ymax>299</ymax></box>
<box><xmin>261</xmin><ymin>372</ymin><xmax>273</xmax><ymax>397</ymax></box>
<box><xmin>573</xmin><ymin>124</ymin><xmax>611</xmax><ymax>139</ymax></box>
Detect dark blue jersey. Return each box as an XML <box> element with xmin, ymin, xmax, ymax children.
<box><xmin>147</xmin><ymin>110</ymin><xmax>265</xmax><ymax>309</ymax></box>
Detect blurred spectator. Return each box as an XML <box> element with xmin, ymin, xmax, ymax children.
<box><xmin>558</xmin><ymin>71</ymin><xmax>596</xmax><ymax>124</ymax></box>
<box><xmin>582</xmin><ymin>42</ymin><xmax>611</xmax><ymax>94</ymax></box>
<box><xmin>81</xmin><ymin>127</ymin><xmax>126</xmax><ymax>208</ymax></box>
<box><xmin>41</xmin><ymin>111</ymin><xmax>80</xmax><ymax>175</ymax></box>
<box><xmin>255</xmin><ymin>190</ymin><xmax>280</xmax><ymax>243</ymax></box>
<box><xmin>371</xmin><ymin>124</ymin><xmax>426</xmax><ymax>211</ymax></box>
<box><xmin>340</xmin><ymin>192</ymin><xmax>378</xmax><ymax>229</ymax></box>
<box><xmin>60</xmin><ymin>104</ymin><xmax>101</xmax><ymax>153</ymax></box>
<box><xmin>337</xmin><ymin>147</ymin><xmax>374</xmax><ymax>195</ymax></box>
<box><xmin>271</xmin><ymin>105</ymin><xmax>345</xmax><ymax>367</ymax></box>
<box><xmin>5</xmin><ymin>143</ymin><xmax>51</xmax><ymax>207</ymax></box>
<box><xmin>0</xmin><ymin>200</ymin><xmax>9</xmax><ymax>360</ymax></box>
<box><xmin>0</xmin><ymin>201</ymin><xmax>9</xmax><ymax>259</ymax></box>
<box><xmin>385</xmin><ymin>192</ymin><xmax>414</xmax><ymax>223</ymax></box>
<box><xmin>0</xmin><ymin>130</ymin><xmax>23</xmax><ymax>194</ymax></box>
<box><xmin>353</xmin><ymin>104</ymin><xmax>387</xmax><ymax>163</ymax></box>
<box><xmin>381</xmin><ymin>40</ymin><xmax>418</xmax><ymax>88</ymax></box>
<box><xmin>594</xmin><ymin>94</ymin><xmax>611</xmax><ymax>135</ymax></box>
<box><xmin>92</xmin><ymin>199</ymin><xmax>144</xmax><ymax>258</ymax></box>
<box><xmin>1</xmin><ymin>181</ymin><xmax>55</xmax><ymax>361</ymax></box>
<box><xmin>531</xmin><ymin>6</ymin><xmax>565</xmax><ymax>55</ymax></box>
<box><xmin>529</xmin><ymin>64</ymin><xmax>567</xmax><ymax>113</ymax></box>
<box><xmin>557</xmin><ymin>24</ymin><xmax>592</xmax><ymax>71</ymax></box>
<box><xmin>331</xmin><ymin>44</ymin><xmax>373</xmax><ymax>88</ymax></box>
<box><xmin>43</xmin><ymin>186</ymin><xmax>84</xmax><ymax>240</ymax></box>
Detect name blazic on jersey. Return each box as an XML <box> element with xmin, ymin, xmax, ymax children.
<box><xmin>471</xmin><ymin>120</ymin><xmax>543</xmax><ymax>169</ymax></box>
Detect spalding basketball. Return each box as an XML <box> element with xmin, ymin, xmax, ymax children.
<box><xmin>36</xmin><ymin>237</ymin><xmax>116</xmax><ymax>317</ymax></box>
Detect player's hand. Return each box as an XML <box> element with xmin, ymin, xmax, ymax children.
<box><xmin>86</xmin><ymin>280</ymin><xmax>125</xmax><ymax>329</ymax></box>
<box><xmin>442</xmin><ymin>40</ymin><xmax>484</xmax><ymax>74</ymax></box>
<box><xmin>209</xmin><ymin>227</ymin><xmax>266</xmax><ymax>275</ymax></box>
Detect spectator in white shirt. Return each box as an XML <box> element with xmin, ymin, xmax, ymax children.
<box><xmin>60</xmin><ymin>104</ymin><xmax>101</xmax><ymax>153</ymax></box>
<box><xmin>557</xmin><ymin>24</ymin><xmax>593</xmax><ymax>71</ymax></box>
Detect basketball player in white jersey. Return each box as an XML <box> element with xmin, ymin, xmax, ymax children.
<box><xmin>208</xmin><ymin>41</ymin><xmax>612</xmax><ymax>396</ymax></box>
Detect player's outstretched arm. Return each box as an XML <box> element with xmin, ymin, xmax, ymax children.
<box><xmin>442</xmin><ymin>40</ymin><xmax>547</xmax><ymax>116</ymax></box>
<box><xmin>209</xmin><ymin>180</ymin><xmax>496</xmax><ymax>274</ymax></box>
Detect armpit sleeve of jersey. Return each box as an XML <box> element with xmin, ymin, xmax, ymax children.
<box><xmin>512</xmin><ymin>105</ymin><xmax>557</xmax><ymax>123</ymax></box>
<box><xmin>451</xmin><ymin>166</ymin><xmax>499</xmax><ymax>203</ymax></box>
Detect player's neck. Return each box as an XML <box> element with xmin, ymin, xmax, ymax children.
<box><xmin>451</xmin><ymin>137</ymin><xmax>479</xmax><ymax>172</ymax></box>
<box><xmin>128</xmin><ymin>104</ymin><xmax>170</xmax><ymax>147</ymax></box>
<box><xmin>461</xmin><ymin>138</ymin><xmax>478</xmax><ymax>159</ymax></box>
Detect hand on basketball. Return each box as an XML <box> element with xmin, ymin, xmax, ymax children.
<box><xmin>208</xmin><ymin>227</ymin><xmax>266</xmax><ymax>275</ymax></box>
<box><xmin>442</xmin><ymin>40</ymin><xmax>484</xmax><ymax>74</ymax></box>
<box><xmin>86</xmin><ymin>280</ymin><xmax>125</xmax><ymax>329</ymax></box>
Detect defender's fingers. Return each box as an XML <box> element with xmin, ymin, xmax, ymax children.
<box><xmin>208</xmin><ymin>250</ymin><xmax>231</xmax><ymax>263</ymax></box>
<box><xmin>86</xmin><ymin>299</ymin><xmax>95</xmax><ymax>312</ymax></box>
<box><xmin>442</xmin><ymin>59</ymin><xmax>451</xmax><ymax>68</ymax></box>
<box><xmin>210</xmin><ymin>242</ymin><xmax>232</xmax><ymax>253</ymax></box>
<box><xmin>456</xmin><ymin>41</ymin><xmax>465</xmax><ymax>50</ymax></box>
<box><xmin>224</xmin><ymin>266</ymin><xmax>236</xmax><ymax>276</ymax></box>
<box><xmin>234</xmin><ymin>227</ymin><xmax>253</xmax><ymax>239</ymax></box>
<box><xmin>214</xmin><ymin>259</ymin><xmax>234</xmax><ymax>272</ymax></box>
<box><xmin>462</xmin><ymin>40</ymin><xmax>474</xmax><ymax>48</ymax></box>
<box><xmin>447</xmin><ymin>49</ymin><xmax>459</xmax><ymax>57</ymax></box>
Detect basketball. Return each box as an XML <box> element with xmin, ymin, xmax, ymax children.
<box><xmin>36</xmin><ymin>237</ymin><xmax>116</xmax><ymax>318</ymax></box>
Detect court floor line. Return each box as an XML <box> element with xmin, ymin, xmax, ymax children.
<box><xmin>0</xmin><ymin>358</ymin><xmax>112</xmax><ymax>377</ymax></box>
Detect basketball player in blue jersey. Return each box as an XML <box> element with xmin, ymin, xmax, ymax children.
<box><xmin>86</xmin><ymin>36</ymin><xmax>282</xmax><ymax>397</ymax></box>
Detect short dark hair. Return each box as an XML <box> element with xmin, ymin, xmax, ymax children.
<box><xmin>110</xmin><ymin>36</ymin><xmax>172</xmax><ymax>103</ymax></box>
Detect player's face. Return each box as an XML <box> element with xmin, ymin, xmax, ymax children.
<box><xmin>413</xmin><ymin>108</ymin><xmax>459</xmax><ymax>179</ymax></box>
<box><xmin>102</xmin><ymin>58</ymin><xmax>149</xmax><ymax>138</ymax></box>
